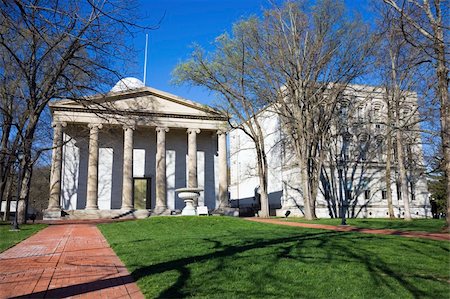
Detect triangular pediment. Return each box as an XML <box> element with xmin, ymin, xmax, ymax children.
<box><xmin>50</xmin><ymin>87</ymin><xmax>225</xmax><ymax>119</ymax></box>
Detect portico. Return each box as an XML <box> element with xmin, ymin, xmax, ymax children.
<box><xmin>44</xmin><ymin>78</ymin><xmax>232</xmax><ymax>219</ymax></box>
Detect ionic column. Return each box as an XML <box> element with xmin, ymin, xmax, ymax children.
<box><xmin>86</xmin><ymin>123</ymin><xmax>102</xmax><ymax>210</ymax></box>
<box><xmin>187</xmin><ymin>128</ymin><xmax>200</xmax><ymax>188</ymax></box>
<box><xmin>217</xmin><ymin>130</ymin><xmax>229</xmax><ymax>208</ymax></box>
<box><xmin>155</xmin><ymin>127</ymin><xmax>169</xmax><ymax>213</ymax></box>
<box><xmin>121</xmin><ymin>125</ymin><xmax>135</xmax><ymax>210</ymax></box>
<box><xmin>48</xmin><ymin>121</ymin><xmax>67</xmax><ymax>210</ymax></box>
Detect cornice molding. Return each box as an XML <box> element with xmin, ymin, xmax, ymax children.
<box><xmin>52</xmin><ymin>107</ymin><xmax>228</xmax><ymax>122</ymax></box>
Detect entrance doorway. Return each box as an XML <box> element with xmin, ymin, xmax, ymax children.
<box><xmin>133</xmin><ymin>178</ymin><xmax>151</xmax><ymax>209</ymax></box>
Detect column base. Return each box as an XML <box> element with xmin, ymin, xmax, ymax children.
<box><xmin>212</xmin><ymin>207</ymin><xmax>239</xmax><ymax>216</ymax></box>
<box><xmin>43</xmin><ymin>209</ymin><xmax>62</xmax><ymax>220</ymax></box>
<box><xmin>85</xmin><ymin>206</ymin><xmax>98</xmax><ymax>210</ymax></box>
<box><xmin>132</xmin><ymin>209</ymin><xmax>151</xmax><ymax>218</ymax></box>
<box><xmin>120</xmin><ymin>205</ymin><xmax>134</xmax><ymax>211</ymax></box>
<box><xmin>152</xmin><ymin>206</ymin><xmax>171</xmax><ymax>215</ymax></box>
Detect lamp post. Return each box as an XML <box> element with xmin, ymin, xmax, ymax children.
<box><xmin>11</xmin><ymin>151</ymin><xmax>24</xmax><ymax>231</ymax></box>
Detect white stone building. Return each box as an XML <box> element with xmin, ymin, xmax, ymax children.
<box><xmin>229</xmin><ymin>85</ymin><xmax>430</xmax><ymax>218</ymax></box>
<box><xmin>44</xmin><ymin>78</ymin><xmax>231</xmax><ymax>219</ymax></box>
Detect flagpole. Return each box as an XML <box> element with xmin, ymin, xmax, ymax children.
<box><xmin>143</xmin><ymin>33</ymin><xmax>149</xmax><ymax>85</ymax></box>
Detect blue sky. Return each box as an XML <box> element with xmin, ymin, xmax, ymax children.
<box><xmin>126</xmin><ymin>0</ymin><xmax>372</xmax><ymax>105</ymax></box>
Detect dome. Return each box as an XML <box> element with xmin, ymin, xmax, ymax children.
<box><xmin>111</xmin><ymin>77</ymin><xmax>145</xmax><ymax>92</ymax></box>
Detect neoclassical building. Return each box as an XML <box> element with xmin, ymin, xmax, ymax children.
<box><xmin>229</xmin><ymin>85</ymin><xmax>430</xmax><ymax>218</ymax></box>
<box><xmin>44</xmin><ymin>78</ymin><xmax>230</xmax><ymax>219</ymax></box>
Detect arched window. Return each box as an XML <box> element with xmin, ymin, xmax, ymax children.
<box><xmin>401</xmin><ymin>105</ymin><xmax>412</xmax><ymax>124</ymax></box>
<box><xmin>342</xmin><ymin>132</ymin><xmax>352</xmax><ymax>161</ymax></box>
<box><xmin>358</xmin><ymin>133</ymin><xmax>369</xmax><ymax>160</ymax></box>
<box><xmin>357</xmin><ymin>104</ymin><xmax>365</xmax><ymax>122</ymax></box>
<box><xmin>371</xmin><ymin>101</ymin><xmax>383</xmax><ymax>122</ymax></box>
<box><xmin>339</xmin><ymin>100</ymin><xmax>350</xmax><ymax>121</ymax></box>
<box><xmin>376</xmin><ymin>135</ymin><xmax>384</xmax><ymax>161</ymax></box>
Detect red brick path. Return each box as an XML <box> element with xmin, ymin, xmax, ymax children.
<box><xmin>0</xmin><ymin>223</ymin><xmax>144</xmax><ymax>299</ymax></box>
<box><xmin>246</xmin><ymin>218</ymin><xmax>450</xmax><ymax>241</ymax></box>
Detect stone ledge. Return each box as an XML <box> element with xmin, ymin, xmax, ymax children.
<box><xmin>45</xmin><ymin>209</ymin><xmax>151</xmax><ymax>220</ymax></box>
<box><xmin>43</xmin><ymin>209</ymin><xmax>63</xmax><ymax>220</ymax></box>
<box><xmin>211</xmin><ymin>207</ymin><xmax>239</xmax><ymax>216</ymax></box>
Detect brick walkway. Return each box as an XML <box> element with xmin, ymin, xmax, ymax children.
<box><xmin>0</xmin><ymin>223</ymin><xmax>144</xmax><ymax>299</ymax></box>
<box><xmin>246</xmin><ymin>218</ymin><xmax>450</xmax><ymax>241</ymax></box>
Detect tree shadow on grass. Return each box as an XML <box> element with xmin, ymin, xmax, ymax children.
<box><xmin>9</xmin><ymin>231</ymin><xmax>447</xmax><ymax>299</ymax></box>
<box><xmin>132</xmin><ymin>231</ymin><xmax>338</xmax><ymax>298</ymax></box>
<box><xmin>132</xmin><ymin>232</ymin><xmax>446</xmax><ymax>298</ymax></box>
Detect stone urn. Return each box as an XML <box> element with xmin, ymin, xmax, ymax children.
<box><xmin>175</xmin><ymin>187</ymin><xmax>203</xmax><ymax>216</ymax></box>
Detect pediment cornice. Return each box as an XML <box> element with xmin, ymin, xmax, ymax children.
<box><xmin>49</xmin><ymin>86</ymin><xmax>227</xmax><ymax>121</ymax></box>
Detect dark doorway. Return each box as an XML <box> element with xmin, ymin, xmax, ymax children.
<box><xmin>133</xmin><ymin>178</ymin><xmax>151</xmax><ymax>209</ymax></box>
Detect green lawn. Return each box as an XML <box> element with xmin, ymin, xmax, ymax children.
<box><xmin>0</xmin><ymin>222</ymin><xmax>47</xmax><ymax>253</ymax></box>
<box><xmin>284</xmin><ymin>218</ymin><xmax>447</xmax><ymax>232</ymax></box>
<box><xmin>99</xmin><ymin>217</ymin><xmax>450</xmax><ymax>299</ymax></box>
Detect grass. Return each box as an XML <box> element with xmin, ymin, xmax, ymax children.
<box><xmin>99</xmin><ymin>217</ymin><xmax>450</xmax><ymax>299</ymax></box>
<box><xmin>284</xmin><ymin>218</ymin><xmax>447</xmax><ymax>232</ymax></box>
<box><xmin>0</xmin><ymin>222</ymin><xmax>47</xmax><ymax>253</ymax></box>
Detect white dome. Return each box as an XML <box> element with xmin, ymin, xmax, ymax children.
<box><xmin>111</xmin><ymin>77</ymin><xmax>145</xmax><ymax>92</ymax></box>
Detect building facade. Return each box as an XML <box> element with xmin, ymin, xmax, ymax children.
<box><xmin>44</xmin><ymin>78</ymin><xmax>230</xmax><ymax>219</ymax></box>
<box><xmin>229</xmin><ymin>85</ymin><xmax>430</xmax><ymax>218</ymax></box>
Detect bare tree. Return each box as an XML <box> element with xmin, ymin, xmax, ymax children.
<box><xmin>174</xmin><ymin>18</ymin><xmax>271</xmax><ymax>217</ymax></box>
<box><xmin>383</xmin><ymin>0</ymin><xmax>449</xmax><ymax>227</ymax></box>
<box><xmin>0</xmin><ymin>0</ymin><xmax>151</xmax><ymax>223</ymax></box>
<box><xmin>175</xmin><ymin>1</ymin><xmax>376</xmax><ymax>220</ymax></box>
<box><xmin>384</xmin><ymin>91</ymin><xmax>396</xmax><ymax>218</ymax></box>
<box><xmin>250</xmin><ymin>0</ymin><xmax>376</xmax><ymax>219</ymax></box>
<box><xmin>382</xmin><ymin>29</ymin><xmax>424</xmax><ymax>220</ymax></box>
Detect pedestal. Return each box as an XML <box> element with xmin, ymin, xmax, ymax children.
<box><xmin>181</xmin><ymin>199</ymin><xmax>197</xmax><ymax>216</ymax></box>
<box><xmin>275</xmin><ymin>196</ymin><xmax>303</xmax><ymax>217</ymax></box>
<box><xmin>175</xmin><ymin>187</ymin><xmax>203</xmax><ymax>216</ymax></box>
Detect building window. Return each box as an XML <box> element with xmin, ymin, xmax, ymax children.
<box><xmin>346</xmin><ymin>189</ymin><xmax>352</xmax><ymax>199</ymax></box>
<box><xmin>401</xmin><ymin>105</ymin><xmax>411</xmax><ymax>122</ymax></box>
<box><xmin>357</xmin><ymin>105</ymin><xmax>364</xmax><ymax>122</ymax></box>
<box><xmin>372</xmin><ymin>102</ymin><xmax>382</xmax><ymax>122</ymax></box>
<box><xmin>339</xmin><ymin>101</ymin><xmax>349</xmax><ymax>120</ymax></box>
<box><xmin>376</xmin><ymin>137</ymin><xmax>384</xmax><ymax>161</ymax></box>
<box><xmin>341</xmin><ymin>132</ymin><xmax>352</xmax><ymax>161</ymax></box>
<box><xmin>358</xmin><ymin>134</ymin><xmax>369</xmax><ymax>161</ymax></box>
<box><xmin>364</xmin><ymin>189</ymin><xmax>370</xmax><ymax>200</ymax></box>
<box><xmin>382</xmin><ymin>190</ymin><xmax>387</xmax><ymax>199</ymax></box>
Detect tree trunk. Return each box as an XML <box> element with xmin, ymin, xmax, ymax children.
<box><xmin>395</xmin><ymin>130</ymin><xmax>412</xmax><ymax>220</ymax></box>
<box><xmin>255</xmin><ymin>137</ymin><xmax>270</xmax><ymax>218</ymax></box>
<box><xmin>0</xmin><ymin>179</ymin><xmax>6</xmax><ymax>218</ymax></box>
<box><xmin>388</xmin><ymin>44</ymin><xmax>411</xmax><ymax>221</ymax></box>
<box><xmin>434</xmin><ymin>27</ymin><xmax>450</xmax><ymax>230</ymax></box>
<box><xmin>0</xmin><ymin>100</ymin><xmax>12</xmax><ymax>205</ymax></box>
<box><xmin>258</xmin><ymin>174</ymin><xmax>270</xmax><ymax>218</ymax></box>
<box><xmin>300</xmin><ymin>157</ymin><xmax>316</xmax><ymax>219</ymax></box>
<box><xmin>2</xmin><ymin>177</ymin><xmax>13</xmax><ymax>221</ymax></box>
<box><xmin>385</xmin><ymin>144</ymin><xmax>395</xmax><ymax>218</ymax></box>
<box><xmin>17</xmin><ymin>162</ymin><xmax>32</xmax><ymax>224</ymax></box>
<box><xmin>385</xmin><ymin>100</ymin><xmax>395</xmax><ymax>218</ymax></box>
<box><xmin>309</xmin><ymin>157</ymin><xmax>321</xmax><ymax>219</ymax></box>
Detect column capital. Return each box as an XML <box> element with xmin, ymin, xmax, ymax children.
<box><xmin>88</xmin><ymin>123</ymin><xmax>103</xmax><ymax>130</ymax></box>
<box><xmin>217</xmin><ymin>129</ymin><xmax>227</xmax><ymax>136</ymax></box>
<box><xmin>187</xmin><ymin>128</ymin><xmax>201</xmax><ymax>134</ymax></box>
<box><xmin>156</xmin><ymin>126</ymin><xmax>169</xmax><ymax>133</ymax></box>
<box><xmin>123</xmin><ymin>124</ymin><xmax>136</xmax><ymax>131</ymax></box>
<box><xmin>51</xmin><ymin>121</ymin><xmax>67</xmax><ymax>128</ymax></box>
